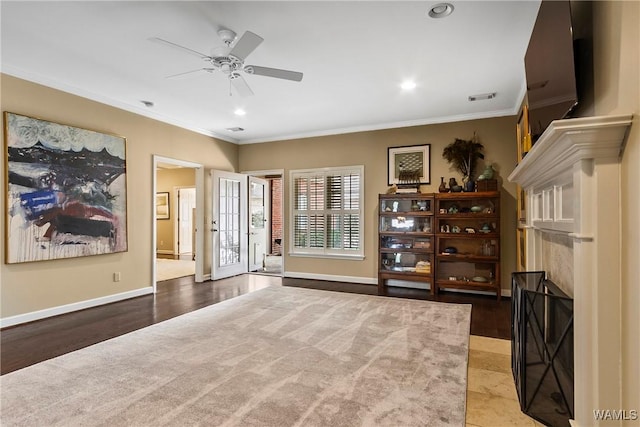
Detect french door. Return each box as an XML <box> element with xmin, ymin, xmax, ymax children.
<box><xmin>248</xmin><ymin>176</ymin><xmax>269</xmax><ymax>272</ymax></box>
<box><xmin>212</xmin><ymin>171</ymin><xmax>248</xmax><ymax>279</ymax></box>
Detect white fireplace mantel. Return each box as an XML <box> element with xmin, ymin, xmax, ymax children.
<box><xmin>509</xmin><ymin>114</ymin><xmax>632</xmax><ymax>188</ymax></box>
<box><xmin>508</xmin><ymin>114</ymin><xmax>633</xmax><ymax>427</ymax></box>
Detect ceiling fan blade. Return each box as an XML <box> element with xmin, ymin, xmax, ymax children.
<box><xmin>230</xmin><ymin>73</ymin><xmax>254</xmax><ymax>97</ymax></box>
<box><xmin>229</xmin><ymin>31</ymin><xmax>263</xmax><ymax>61</ymax></box>
<box><xmin>149</xmin><ymin>37</ymin><xmax>211</xmax><ymax>60</ymax></box>
<box><xmin>165</xmin><ymin>68</ymin><xmax>216</xmax><ymax>79</ymax></box>
<box><xmin>244</xmin><ymin>65</ymin><xmax>303</xmax><ymax>82</ymax></box>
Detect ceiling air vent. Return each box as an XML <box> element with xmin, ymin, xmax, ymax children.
<box><xmin>468</xmin><ymin>92</ymin><xmax>497</xmax><ymax>101</ymax></box>
<box><xmin>226</xmin><ymin>127</ymin><xmax>245</xmax><ymax>132</ymax></box>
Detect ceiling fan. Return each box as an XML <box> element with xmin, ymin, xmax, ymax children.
<box><xmin>151</xmin><ymin>29</ymin><xmax>303</xmax><ymax>97</ymax></box>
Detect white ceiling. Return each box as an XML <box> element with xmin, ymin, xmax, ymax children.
<box><xmin>1</xmin><ymin>1</ymin><xmax>541</xmax><ymax>144</ymax></box>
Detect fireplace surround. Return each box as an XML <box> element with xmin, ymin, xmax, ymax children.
<box><xmin>508</xmin><ymin>114</ymin><xmax>632</xmax><ymax>426</ymax></box>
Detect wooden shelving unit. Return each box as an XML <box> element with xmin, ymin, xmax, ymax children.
<box><xmin>434</xmin><ymin>191</ymin><xmax>501</xmax><ymax>300</ymax></box>
<box><xmin>377</xmin><ymin>191</ymin><xmax>501</xmax><ymax>300</ymax></box>
<box><xmin>377</xmin><ymin>193</ymin><xmax>435</xmax><ymax>295</ymax></box>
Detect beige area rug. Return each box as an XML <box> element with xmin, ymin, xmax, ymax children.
<box><xmin>156</xmin><ymin>257</ymin><xmax>195</xmax><ymax>281</ymax></box>
<box><xmin>0</xmin><ymin>286</ymin><xmax>471</xmax><ymax>426</ymax></box>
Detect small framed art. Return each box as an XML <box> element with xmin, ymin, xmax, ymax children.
<box><xmin>156</xmin><ymin>192</ymin><xmax>170</xmax><ymax>220</ymax></box>
<box><xmin>387</xmin><ymin>144</ymin><xmax>431</xmax><ymax>185</ymax></box>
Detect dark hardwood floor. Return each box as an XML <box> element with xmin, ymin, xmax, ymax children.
<box><xmin>1</xmin><ymin>274</ymin><xmax>510</xmax><ymax>375</ymax></box>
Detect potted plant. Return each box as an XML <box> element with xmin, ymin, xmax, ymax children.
<box><xmin>442</xmin><ymin>132</ymin><xmax>485</xmax><ymax>192</ymax></box>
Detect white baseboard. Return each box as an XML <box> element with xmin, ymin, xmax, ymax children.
<box><xmin>0</xmin><ymin>287</ymin><xmax>154</xmax><ymax>328</ymax></box>
<box><xmin>156</xmin><ymin>250</ymin><xmax>174</xmax><ymax>255</ymax></box>
<box><xmin>284</xmin><ymin>271</ymin><xmax>377</xmax><ymax>285</ymax></box>
<box><xmin>283</xmin><ymin>272</ymin><xmax>511</xmax><ymax>297</ymax></box>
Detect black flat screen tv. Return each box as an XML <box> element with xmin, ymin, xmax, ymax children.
<box><xmin>524</xmin><ymin>0</ymin><xmax>593</xmax><ymax>142</ymax></box>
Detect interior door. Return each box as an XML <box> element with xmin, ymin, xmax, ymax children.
<box><xmin>212</xmin><ymin>171</ymin><xmax>248</xmax><ymax>279</ymax></box>
<box><xmin>248</xmin><ymin>176</ymin><xmax>269</xmax><ymax>272</ymax></box>
<box><xmin>178</xmin><ymin>187</ymin><xmax>196</xmax><ymax>258</ymax></box>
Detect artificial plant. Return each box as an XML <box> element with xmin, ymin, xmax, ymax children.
<box><xmin>442</xmin><ymin>132</ymin><xmax>485</xmax><ymax>181</ymax></box>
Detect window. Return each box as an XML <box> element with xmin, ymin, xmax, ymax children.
<box><xmin>290</xmin><ymin>166</ymin><xmax>364</xmax><ymax>259</ymax></box>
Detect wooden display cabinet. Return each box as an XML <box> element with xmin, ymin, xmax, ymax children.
<box><xmin>378</xmin><ymin>194</ymin><xmax>435</xmax><ymax>295</ymax></box>
<box><xmin>434</xmin><ymin>191</ymin><xmax>501</xmax><ymax>300</ymax></box>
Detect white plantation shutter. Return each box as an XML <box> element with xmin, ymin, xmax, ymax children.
<box><xmin>290</xmin><ymin>166</ymin><xmax>364</xmax><ymax>258</ymax></box>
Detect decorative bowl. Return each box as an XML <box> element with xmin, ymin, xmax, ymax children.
<box><xmin>470</xmin><ymin>206</ymin><xmax>482</xmax><ymax>212</ymax></box>
<box><xmin>472</xmin><ymin>276</ymin><xmax>488</xmax><ymax>282</ymax></box>
<box><xmin>443</xmin><ymin>247</ymin><xmax>458</xmax><ymax>254</ymax></box>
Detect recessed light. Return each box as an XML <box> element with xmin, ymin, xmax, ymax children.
<box><xmin>234</xmin><ymin>108</ymin><xmax>246</xmax><ymax>116</ymax></box>
<box><xmin>468</xmin><ymin>92</ymin><xmax>497</xmax><ymax>101</ymax></box>
<box><xmin>428</xmin><ymin>3</ymin><xmax>454</xmax><ymax>18</ymax></box>
<box><xmin>401</xmin><ymin>80</ymin><xmax>417</xmax><ymax>91</ymax></box>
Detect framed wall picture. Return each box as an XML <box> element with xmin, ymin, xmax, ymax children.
<box><xmin>517</xmin><ymin>104</ymin><xmax>531</xmax><ymax>161</ymax></box>
<box><xmin>517</xmin><ymin>185</ymin><xmax>527</xmax><ymax>225</ymax></box>
<box><xmin>517</xmin><ymin>227</ymin><xmax>527</xmax><ymax>272</ymax></box>
<box><xmin>4</xmin><ymin>111</ymin><xmax>128</xmax><ymax>263</ymax></box>
<box><xmin>387</xmin><ymin>144</ymin><xmax>431</xmax><ymax>185</ymax></box>
<box><xmin>156</xmin><ymin>192</ymin><xmax>170</xmax><ymax>220</ymax></box>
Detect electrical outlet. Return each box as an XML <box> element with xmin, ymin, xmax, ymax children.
<box><xmin>160</xmin><ymin>240</ymin><xmax>164</xmax><ymax>246</ymax></box>
<box><xmin>113</xmin><ymin>272</ymin><xmax>121</xmax><ymax>282</ymax></box>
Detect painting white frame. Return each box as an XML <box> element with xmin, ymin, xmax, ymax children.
<box><xmin>387</xmin><ymin>144</ymin><xmax>431</xmax><ymax>185</ymax></box>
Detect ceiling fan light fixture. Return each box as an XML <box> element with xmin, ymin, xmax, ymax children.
<box><xmin>217</xmin><ymin>29</ymin><xmax>237</xmax><ymax>46</ymax></box>
<box><xmin>428</xmin><ymin>3</ymin><xmax>454</xmax><ymax>18</ymax></box>
<box><xmin>154</xmin><ymin>29</ymin><xmax>303</xmax><ymax>98</ymax></box>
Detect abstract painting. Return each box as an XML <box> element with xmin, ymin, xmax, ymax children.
<box><xmin>4</xmin><ymin>112</ymin><xmax>127</xmax><ymax>263</ymax></box>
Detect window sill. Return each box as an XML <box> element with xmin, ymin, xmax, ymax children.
<box><xmin>288</xmin><ymin>252</ymin><xmax>365</xmax><ymax>261</ymax></box>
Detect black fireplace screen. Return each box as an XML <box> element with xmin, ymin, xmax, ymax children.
<box><xmin>512</xmin><ymin>271</ymin><xmax>574</xmax><ymax>427</ymax></box>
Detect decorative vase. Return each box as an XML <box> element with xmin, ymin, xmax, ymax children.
<box><xmin>478</xmin><ymin>165</ymin><xmax>495</xmax><ymax>181</ymax></box>
<box><xmin>449</xmin><ymin>177</ymin><xmax>462</xmax><ymax>192</ymax></box>
<box><xmin>438</xmin><ymin>177</ymin><xmax>449</xmax><ymax>193</ymax></box>
<box><xmin>464</xmin><ymin>178</ymin><xmax>475</xmax><ymax>192</ymax></box>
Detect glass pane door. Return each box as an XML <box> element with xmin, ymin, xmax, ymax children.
<box><xmin>212</xmin><ymin>171</ymin><xmax>247</xmax><ymax>279</ymax></box>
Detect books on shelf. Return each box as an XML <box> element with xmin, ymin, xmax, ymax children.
<box><xmin>395</xmin><ymin>187</ymin><xmax>420</xmax><ymax>194</ymax></box>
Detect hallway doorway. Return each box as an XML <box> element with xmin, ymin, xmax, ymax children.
<box><xmin>153</xmin><ymin>156</ymin><xmax>204</xmax><ymax>289</ymax></box>
<box><xmin>243</xmin><ymin>170</ymin><xmax>284</xmax><ymax>276</ymax></box>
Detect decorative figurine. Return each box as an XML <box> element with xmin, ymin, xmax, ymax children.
<box><xmin>478</xmin><ymin>164</ymin><xmax>496</xmax><ymax>181</ymax></box>
<box><xmin>438</xmin><ymin>177</ymin><xmax>449</xmax><ymax>193</ymax></box>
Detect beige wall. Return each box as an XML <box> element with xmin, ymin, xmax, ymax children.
<box><xmin>593</xmin><ymin>1</ymin><xmax>640</xmax><ymax>417</ymax></box>
<box><xmin>0</xmin><ymin>74</ymin><xmax>238</xmax><ymax>319</ymax></box>
<box><xmin>239</xmin><ymin>117</ymin><xmax>518</xmax><ymax>291</ymax></box>
<box><xmin>156</xmin><ymin>168</ymin><xmax>196</xmax><ymax>254</ymax></box>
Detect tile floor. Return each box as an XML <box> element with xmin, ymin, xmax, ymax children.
<box><xmin>466</xmin><ymin>336</ymin><xmax>546</xmax><ymax>427</ymax></box>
